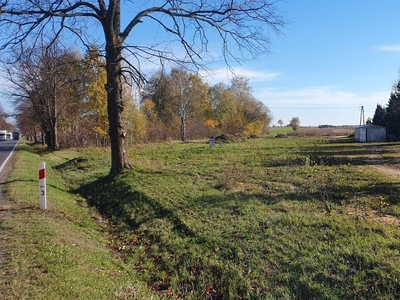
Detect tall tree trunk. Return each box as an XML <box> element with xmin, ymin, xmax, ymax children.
<box><xmin>180</xmin><ymin>116</ymin><xmax>186</xmax><ymax>142</ymax></box>
<box><xmin>44</xmin><ymin>130</ymin><xmax>50</xmax><ymax>147</ymax></box>
<box><xmin>49</xmin><ymin>117</ymin><xmax>57</xmax><ymax>151</ymax></box>
<box><xmin>106</xmin><ymin>62</ymin><xmax>129</xmax><ymax>175</ymax></box>
<box><xmin>103</xmin><ymin>2</ymin><xmax>130</xmax><ymax>176</ymax></box>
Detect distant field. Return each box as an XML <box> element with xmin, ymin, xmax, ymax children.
<box><xmin>270</xmin><ymin>126</ymin><xmax>355</xmax><ymax>137</ymax></box>
<box><xmin>289</xmin><ymin>127</ymin><xmax>355</xmax><ymax>137</ymax></box>
<box><xmin>2</xmin><ymin>136</ymin><xmax>400</xmax><ymax>299</ymax></box>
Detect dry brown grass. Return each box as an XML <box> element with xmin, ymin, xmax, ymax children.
<box><xmin>288</xmin><ymin>127</ymin><xmax>355</xmax><ymax>137</ymax></box>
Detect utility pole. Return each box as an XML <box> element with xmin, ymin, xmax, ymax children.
<box><xmin>360</xmin><ymin>106</ymin><xmax>365</xmax><ymax>126</ymax></box>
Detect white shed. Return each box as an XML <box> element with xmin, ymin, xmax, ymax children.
<box><xmin>354</xmin><ymin>125</ymin><xmax>386</xmax><ymax>143</ymax></box>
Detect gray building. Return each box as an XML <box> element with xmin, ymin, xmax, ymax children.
<box><xmin>354</xmin><ymin>125</ymin><xmax>386</xmax><ymax>142</ymax></box>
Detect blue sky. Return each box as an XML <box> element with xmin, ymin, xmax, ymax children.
<box><xmin>202</xmin><ymin>0</ymin><xmax>400</xmax><ymax>126</ymax></box>
<box><xmin>2</xmin><ymin>1</ymin><xmax>400</xmax><ymax>127</ymax></box>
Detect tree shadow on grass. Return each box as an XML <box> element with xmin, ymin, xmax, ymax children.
<box><xmin>0</xmin><ymin>179</ymin><xmax>69</xmax><ymax>196</ymax></box>
<box><xmin>75</xmin><ymin>175</ymin><xmax>196</xmax><ymax>237</ymax></box>
<box><xmin>364</xmin><ymin>181</ymin><xmax>400</xmax><ymax>206</ymax></box>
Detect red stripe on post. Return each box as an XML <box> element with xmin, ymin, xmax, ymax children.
<box><xmin>39</xmin><ymin>168</ymin><xmax>46</xmax><ymax>180</ymax></box>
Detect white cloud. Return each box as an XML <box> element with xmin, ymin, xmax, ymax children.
<box><xmin>375</xmin><ymin>45</ymin><xmax>400</xmax><ymax>52</ymax></box>
<box><xmin>256</xmin><ymin>86</ymin><xmax>390</xmax><ymax>126</ymax></box>
<box><xmin>200</xmin><ymin>67</ymin><xmax>282</xmax><ymax>85</ymax></box>
<box><xmin>257</xmin><ymin>86</ymin><xmax>388</xmax><ymax>107</ymax></box>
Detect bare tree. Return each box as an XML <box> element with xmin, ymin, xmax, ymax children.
<box><xmin>0</xmin><ymin>103</ymin><xmax>13</xmax><ymax>131</ymax></box>
<box><xmin>0</xmin><ymin>0</ymin><xmax>285</xmax><ymax>175</ymax></box>
<box><xmin>8</xmin><ymin>42</ymin><xmax>83</xmax><ymax>150</ymax></box>
<box><xmin>14</xmin><ymin>100</ymin><xmax>41</xmax><ymax>142</ymax></box>
<box><xmin>166</xmin><ymin>68</ymin><xmax>208</xmax><ymax>142</ymax></box>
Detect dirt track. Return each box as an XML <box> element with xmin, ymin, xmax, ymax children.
<box><xmin>365</xmin><ymin>145</ymin><xmax>400</xmax><ymax>177</ymax></box>
<box><xmin>357</xmin><ymin>145</ymin><xmax>400</xmax><ymax>225</ymax></box>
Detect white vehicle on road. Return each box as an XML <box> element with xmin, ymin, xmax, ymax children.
<box><xmin>0</xmin><ymin>130</ymin><xmax>7</xmax><ymax>141</ymax></box>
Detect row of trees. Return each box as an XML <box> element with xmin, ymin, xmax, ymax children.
<box><xmin>275</xmin><ymin>118</ymin><xmax>301</xmax><ymax>130</ymax></box>
<box><xmin>143</xmin><ymin>70</ymin><xmax>272</xmax><ymax>142</ymax></box>
<box><xmin>0</xmin><ymin>105</ymin><xmax>16</xmax><ymax>133</ymax></box>
<box><xmin>9</xmin><ymin>42</ymin><xmax>273</xmax><ymax>150</ymax></box>
<box><xmin>372</xmin><ymin>79</ymin><xmax>400</xmax><ymax>140</ymax></box>
<box><xmin>0</xmin><ymin>0</ymin><xmax>285</xmax><ymax>176</ymax></box>
<box><xmin>9</xmin><ymin>44</ymin><xmax>110</xmax><ymax>150</ymax></box>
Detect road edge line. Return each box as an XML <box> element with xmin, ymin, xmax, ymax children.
<box><xmin>0</xmin><ymin>141</ymin><xmax>19</xmax><ymax>174</ymax></box>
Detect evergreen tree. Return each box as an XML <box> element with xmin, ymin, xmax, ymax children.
<box><xmin>372</xmin><ymin>104</ymin><xmax>387</xmax><ymax>126</ymax></box>
<box><xmin>386</xmin><ymin>81</ymin><xmax>400</xmax><ymax>140</ymax></box>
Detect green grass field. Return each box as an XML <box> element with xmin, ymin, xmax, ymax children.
<box><xmin>269</xmin><ymin>126</ymin><xmax>293</xmax><ymax>135</ymax></box>
<box><xmin>2</xmin><ymin>137</ymin><xmax>400</xmax><ymax>299</ymax></box>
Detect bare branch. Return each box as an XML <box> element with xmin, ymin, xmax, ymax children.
<box><xmin>120</xmin><ymin>0</ymin><xmax>285</xmax><ymax>71</ymax></box>
<box><xmin>0</xmin><ymin>0</ymin><xmax>286</xmax><ymax>174</ymax></box>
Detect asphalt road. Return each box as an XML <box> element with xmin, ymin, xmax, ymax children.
<box><xmin>0</xmin><ymin>140</ymin><xmax>16</xmax><ymax>282</ymax></box>
<box><xmin>0</xmin><ymin>139</ymin><xmax>18</xmax><ymax>174</ymax></box>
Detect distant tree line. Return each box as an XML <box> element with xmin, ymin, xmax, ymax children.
<box><xmin>372</xmin><ymin>79</ymin><xmax>400</xmax><ymax>141</ymax></box>
<box><xmin>8</xmin><ymin>42</ymin><xmax>272</xmax><ymax>149</ymax></box>
<box><xmin>0</xmin><ymin>105</ymin><xmax>15</xmax><ymax>132</ymax></box>
<box><xmin>0</xmin><ymin>0</ymin><xmax>285</xmax><ymax>175</ymax></box>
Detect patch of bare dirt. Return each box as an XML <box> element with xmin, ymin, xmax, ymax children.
<box><xmin>348</xmin><ymin>145</ymin><xmax>400</xmax><ymax>226</ymax></box>
<box><xmin>371</xmin><ymin>165</ymin><xmax>400</xmax><ymax>177</ymax></box>
<box><xmin>365</xmin><ymin>146</ymin><xmax>400</xmax><ymax>177</ymax></box>
<box><xmin>339</xmin><ymin>205</ymin><xmax>400</xmax><ymax>226</ymax></box>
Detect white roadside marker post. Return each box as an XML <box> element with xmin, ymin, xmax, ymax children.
<box><xmin>39</xmin><ymin>162</ymin><xmax>47</xmax><ymax>210</ymax></box>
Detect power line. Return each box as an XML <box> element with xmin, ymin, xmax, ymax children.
<box><xmin>268</xmin><ymin>106</ymin><xmax>360</xmax><ymax>110</ymax></box>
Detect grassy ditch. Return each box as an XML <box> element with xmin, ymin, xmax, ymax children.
<box><xmin>0</xmin><ymin>144</ymin><xmax>160</xmax><ymax>299</ymax></box>
<box><xmin>2</xmin><ymin>137</ymin><xmax>400</xmax><ymax>299</ymax></box>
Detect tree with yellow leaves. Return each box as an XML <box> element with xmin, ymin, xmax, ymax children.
<box><xmin>83</xmin><ymin>47</ymin><xmax>109</xmax><ymax>146</ymax></box>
